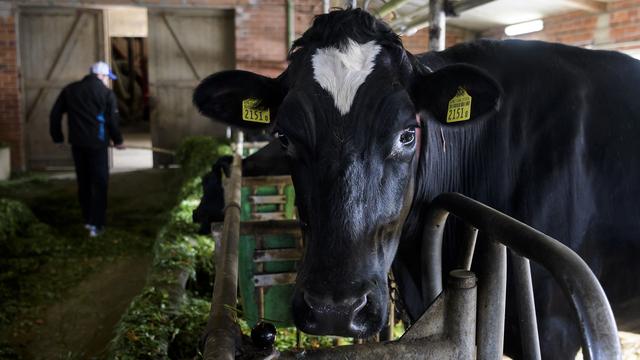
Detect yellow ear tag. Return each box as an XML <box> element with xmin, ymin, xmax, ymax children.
<box><xmin>446</xmin><ymin>87</ymin><xmax>472</xmax><ymax>123</ymax></box>
<box><xmin>242</xmin><ymin>98</ymin><xmax>271</xmax><ymax>124</ymax></box>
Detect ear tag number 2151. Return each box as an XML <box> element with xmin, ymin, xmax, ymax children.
<box><xmin>242</xmin><ymin>98</ymin><xmax>271</xmax><ymax>124</ymax></box>
<box><xmin>446</xmin><ymin>87</ymin><xmax>472</xmax><ymax>123</ymax></box>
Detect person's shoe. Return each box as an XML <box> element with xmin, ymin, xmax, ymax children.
<box><xmin>89</xmin><ymin>227</ymin><xmax>104</xmax><ymax>237</ymax></box>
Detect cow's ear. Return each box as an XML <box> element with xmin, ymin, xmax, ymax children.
<box><xmin>412</xmin><ymin>64</ymin><xmax>502</xmax><ymax>125</ymax></box>
<box><xmin>193</xmin><ymin>70</ymin><xmax>287</xmax><ymax>130</ymax></box>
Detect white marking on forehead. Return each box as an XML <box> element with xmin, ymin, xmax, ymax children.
<box><xmin>311</xmin><ymin>39</ymin><xmax>382</xmax><ymax>116</ymax></box>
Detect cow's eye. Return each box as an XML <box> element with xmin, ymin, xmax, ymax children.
<box><xmin>275</xmin><ymin>131</ymin><xmax>289</xmax><ymax>149</ymax></box>
<box><xmin>399</xmin><ymin>128</ymin><xmax>416</xmax><ymax>145</ymax></box>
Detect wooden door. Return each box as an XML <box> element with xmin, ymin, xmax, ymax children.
<box><xmin>148</xmin><ymin>9</ymin><xmax>234</xmax><ymax>166</ymax></box>
<box><xmin>19</xmin><ymin>7</ymin><xmax>108</xmax><ymax>169</ymax></box>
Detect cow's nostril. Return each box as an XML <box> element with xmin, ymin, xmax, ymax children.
<box><xmin>352</xmin><ymin>294</ymin><xmax>368</xmax><ymax>314</ymax></box>
<box><xmin>303</xmin><ymin>290</ymin><xmax>369</xmax><ymax>314</ymax></box>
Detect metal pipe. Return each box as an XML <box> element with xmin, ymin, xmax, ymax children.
<box><xmin>287</xmin><ymin>0</ymin><xmax>295</xmax><ymax>51</ymax></box>
<box><xmin>446</xmin><ymin>270</ymin><xmax>477</xmax><ymax>359</ymax></box>
<box><xmin>428</xmin><ymin>192</ymin><xmax>621</xmax><ymax>359</ymax></box>
<box><xmin>374</xmin><ymin>0</ymin><xmax>413</xmax><ymax>18</ymax></box>
<box><xmin>323</xmin><ymin>0</ymin><xmax>331</xmax><ymax>14</ymax></box>
<box><xmin>203</xmin><ymin>138</ymin><xmax>244</xmax><ymax>360</ymax></box>
<box><xmin>396</xmin><ymin>14</ymin><xmax>430</xmax><ymax>36</ymax></box>
<box><xmin>428</xmin><ymin>0</ymin><xmax>446</xmax><ymax>51</ymax></box>
<box><xmin>460</xmin><ymin>223</ymin><xmax>478</xmax><ymax>270</ymax></box>
<box><xmin>510</xmin><ymin>250</ymin><xmax>542</xmax><ymax>360</ymax></box>
<box><xmin>420</xmin><ymin>208</ymin><xmax>448</xmax><ymax>307</ymax></box>
<box><xmin>476</xmin><ymin>240</ymin><xmax>507</xmax><ymax>360</ymax></box>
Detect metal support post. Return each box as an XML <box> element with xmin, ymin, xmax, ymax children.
<box><xmin>428</xmin><ymin>0</ymin><xmax>446</xmax><ymax>51</ymax></box>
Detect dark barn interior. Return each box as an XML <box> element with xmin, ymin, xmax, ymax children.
<box><xmin>0</xmin><ymin>0</ymin><xmax>639</xmax><ymax>359</ymax></box>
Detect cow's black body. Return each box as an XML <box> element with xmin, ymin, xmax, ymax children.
<box><xmin>396</xmin><ymin>40</ymin><xmax>640</xmax><ymax>356</ymax></box>
<box><xmin>193</xmin><ymin>9</ymin><xmax>640</xmax><ymax>358</ymax></box>
<box><xmin>193</xmin><ymin>141</ymin><xmax>288</xmax><ymax>234</ymax></box>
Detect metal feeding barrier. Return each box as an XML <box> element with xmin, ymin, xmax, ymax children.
<box><xmin>202</xmin><ymin>142</ymin><xmax>620</xmax><ymax>359</ymax></box>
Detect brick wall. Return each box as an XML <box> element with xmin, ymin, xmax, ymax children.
<box><xmin>481</xmin><ymin>0</ymin><xmax>640</xmax><ymax>54</ymax></box>
<box><xmin>0</xmin><ymin>7</ymin><xmax>22</xmax><ymax>171</ymax></box>
<box><xmin>233</xmin><ymin>0</ymin><xmax>320</xmax><ymax>77</ymax></box>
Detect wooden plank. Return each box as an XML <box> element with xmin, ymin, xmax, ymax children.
<box><xmin>26</xmin><ymin>12</ymin><xmax>87</xmax><ymax>123</ymax></box>
<box><xmin>23</xmin><ymin>79</ymin><xmax>74</xmax><ymax>89</ymax></box>
<box><xmin>162</xmin><ymin>13</ymin><xmax>201</xmax><ymax>80</ymax></box>
<box><xmin>254</xmin><ymin>248</ymin><xmax>303</xmax><ymax>262</ymax></box>
<box><xmin>251</xmin><ymin>212</ymin><xmax>286</xmax><ymax>221</ymax></box>
<box><xmin>242</xmin><ymin>176</ymin><xmax>293</xmax><ymax>187</ymax></box>
<box><xmin>248</xmin><ymin>195</ymin><xmax>287</xmax><ymax>204</ymax></box>
<box><xmin>253</xmin><ymin>272</ymin><xmax>297</xmax><ymax>287</ymax></box>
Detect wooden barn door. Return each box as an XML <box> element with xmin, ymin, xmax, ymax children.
<box><xmin>19</xmin><ymin>7</ymin><xmax>108</xmax><ymax>169</ymax></box>
<box><xmin>147</xmin><ymin>9</ymin><xmax>234</xmax><ymax>166</ymax></box>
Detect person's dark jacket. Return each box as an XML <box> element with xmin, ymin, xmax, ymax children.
<box><xmin>50</xmin><ymin>74</ymin><xmax>123</xmax><ymax>148</ymax></box>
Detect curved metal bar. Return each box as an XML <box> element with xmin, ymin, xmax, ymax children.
<box><xmin>424</xmin><ymin>192</ymin><xmax>620</xmax><ymax>360</ymax></box>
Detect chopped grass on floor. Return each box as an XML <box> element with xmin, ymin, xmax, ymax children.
<box><xmin>0</xmin><ymin>168</ymin><xmax>182</xmax><ymax>359</ymax></box>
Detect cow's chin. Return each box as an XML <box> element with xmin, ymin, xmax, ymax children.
<box><xmin>291</xmin><ymin>287</ymin><xmax>389</xmax><ymax>339</ymax></box>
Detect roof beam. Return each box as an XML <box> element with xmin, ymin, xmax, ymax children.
<box><xmin>558</xmin><ymin>0</ymin><xmax>607</xmax><ymax>13</ymax></box>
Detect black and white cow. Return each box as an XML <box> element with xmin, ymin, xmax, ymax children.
<box><xmin>193</xmin><ymin>9</ymin><xmax>640</xmax><ymax>358</ymax></box>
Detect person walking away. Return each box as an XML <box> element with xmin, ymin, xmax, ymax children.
<box><xmin>50</xmin><ymin>61</ymin><xmax>125</xmax><ymax>237</ymax></box>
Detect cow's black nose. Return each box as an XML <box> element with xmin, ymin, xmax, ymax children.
<box><xmin>294</xmin><ymin>288</ymin><xmax>372</xmax><ymax>337</ymax></box>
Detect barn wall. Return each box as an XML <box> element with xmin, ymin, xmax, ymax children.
<box><xmin>480</xmin><ymin>0</ymin><xmax>640</xmax><ymax>54</ymax></box>
<box><xmin>4</xmin><ymin>0</ymin><xmax>640</xmax><ymax>170</ymax></box>
<box><xmin>0</xmin><ymin>5</ymin><xmax>23</xmax><ymax>171</ymax></box>
<box><xmin>0</xmin><ymin>0</ymin><xmax>321</xmax><ymax>170</ymax></box>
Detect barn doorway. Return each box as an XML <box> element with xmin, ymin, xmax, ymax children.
<box><xmin>107</xmin><ymin>7</ymin><xmax>153</xmax><ymax>171</ymax></box>
<box><xmin>111</xmin><ymin>37</ymin><xmax>149</xmax><ymax>133</ymax></box>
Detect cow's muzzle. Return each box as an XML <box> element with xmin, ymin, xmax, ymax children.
<box><xmin>292</xmin><ymin>283</ymin><xmax>387</xmax><ymax>338</ymax></box>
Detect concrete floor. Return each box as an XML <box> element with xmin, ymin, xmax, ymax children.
<box><xmin>111</xmin><ymin>132</ymin><xmax>153</xmax><ymax>173</ymax></box>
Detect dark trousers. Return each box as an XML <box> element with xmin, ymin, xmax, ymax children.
<box><xmin>71</xmin><ymin>146</ymin><xmax>109</xmax><ymax>228</ymax></box>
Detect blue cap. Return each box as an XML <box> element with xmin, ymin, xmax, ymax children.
<box><xmin>91</xmin><ymin>61</ymin><xmax>117</xmax><ymax>80</ymax></box>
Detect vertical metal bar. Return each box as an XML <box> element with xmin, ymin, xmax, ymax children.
<box><xmin>323</xmin><ymin>0</ymin><xmax>331</xmax><ymax>14</ymax></box>
<box><xmin>287</xmin><ymin>0</ymin><xmax>295</xmax><ymax>51</ymax></box>
<box><xmin>203</xmin><ymin>134</ymin><xmax>243</xmax><ymax>360</ymax></box>
<box><xmin>460</xmin><ymin>224</ymin><xmax>478</xmax><ymax>270</ymax></box>
<box><xmin>447</xmin><ymin>270</ymin><xmax>477</xmax><ymax>359</ymax></box>
<box><xmin>476</xmin><ymin>241</ymin><xmax>506</xmax><ymax>360</ymax></box>
<box><xmin>428</xmin><ymin>0</ymin><xmax>446</xmax><ymax>51</ymax></box>
<box><xmin>421</xmin><ymin>208</ymin><xmax>449</xmax><ymax>307</ymax></box>
<box><xmin>510</xmin><ymin>251</ymin><xmax>542</xmax><ymax>360</ymax></box>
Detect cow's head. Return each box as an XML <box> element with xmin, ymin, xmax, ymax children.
<box><xmin>194</xmin><ymin>9</ymin><xmax>501</xmax><ymax>338</ymax></box>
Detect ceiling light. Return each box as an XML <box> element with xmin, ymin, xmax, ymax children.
<box><xmin>504</xmin><ymin>19</ymin><xmax>544</xmax><ymax>36</ymax></box>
